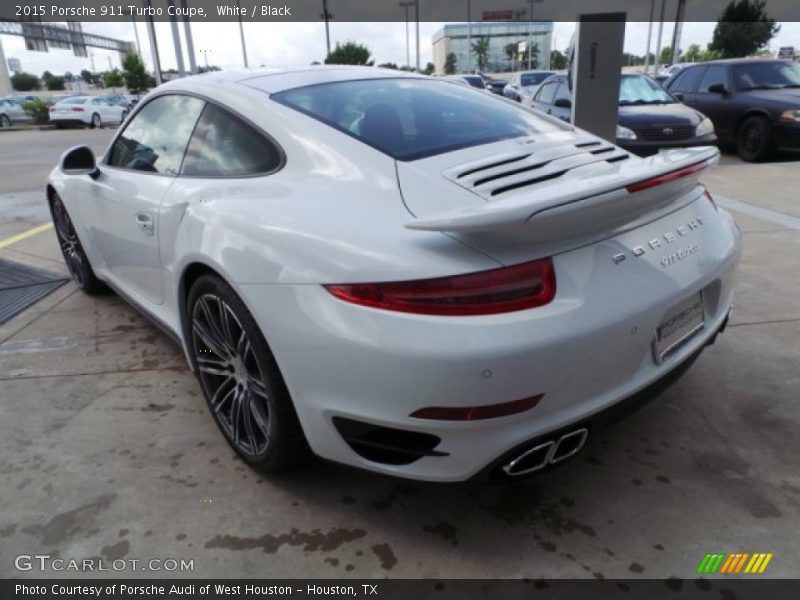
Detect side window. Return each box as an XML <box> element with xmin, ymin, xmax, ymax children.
<box><xmin>554</xmin><ymin>82</ymin><xmax>572</xmax><ymax>104</ymax></box>
<box><xmin>536</xmin><ymin>81</ymin><xmax>558</xmax><ymax>105</ymax></box>
<box><xmin>108</xmin><ymin>94</ymin><xmax>205</xmax><ymax>175</ymax></box>
<box><xmin>181</xmin><ymin>104</ymin><xmax>282</xmax><ymax>177</ymax></box>
<box><xmin>697</xmin><ymin>66</ymin><xmax>728</xmax><ymax>93</ymax></box>
<box><xmin>669</xmin><ymin>67</ymin><xmax>702</xmax><ymax>93</ymax></box>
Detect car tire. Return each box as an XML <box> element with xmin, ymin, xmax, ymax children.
<box><xmin>49</xmin><ymin>193</ymin><xmax>106</xmax><ymax>294</ymax></box>
<box><xmin>0</xmin><ymin>114</ymin><xmax>10</xmax><ymax>129</ymax></box>
<box><xmin>736</xmin><ymin>115</ymin><xmax>774</xmax><ymax>162</ymax></box>
<box><xmin>91</xmin><ymin>113</ymin><xmax>101</xmax><ymax>129</ymax></box>
<box><xmin>120</xmin><ymin>110</ymin><xmax>128</xmax><ymax>122</ymax></box>
<box><xmin>187</xmin><ymin>274</ymin><xmax>310</xmax><ymax>471</ymax></box>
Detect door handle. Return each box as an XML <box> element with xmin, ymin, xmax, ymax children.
<box><xmin>135</xmin><ymin>212</ymin><xmax>154</xmax><ymax>236</ymax></box>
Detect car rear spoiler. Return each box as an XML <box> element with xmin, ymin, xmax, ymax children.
<box><xmin>404</xmin><ymin>146</ymin><xmax>720</xmax><ymax>235</ymax></box>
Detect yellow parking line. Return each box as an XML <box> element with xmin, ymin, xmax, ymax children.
<box><xmin>0</xmin><ymin>222</ymin><xmax>53</xmax><ymax>250</ymax></box>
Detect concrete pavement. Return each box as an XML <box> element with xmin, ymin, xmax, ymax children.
<box><xmin>0</xmin><ymin>130</ymin><xmax>798</xmax><ymax>580</ymax></box>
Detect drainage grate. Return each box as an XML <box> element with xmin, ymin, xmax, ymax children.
<box><xmin>0</xmin><ymin>258</ymin><xmax>68</xmax><ymax>324</ymax></box>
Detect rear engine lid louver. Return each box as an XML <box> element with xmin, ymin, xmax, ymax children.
<box><xmin>445</xmin><ymin>139</ymin><xmax>630</xmax><ymax>200</ymax></box>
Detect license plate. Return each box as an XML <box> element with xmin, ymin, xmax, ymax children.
<box><xmin>653</xmin><ymin>292</ymin><xmax>705</xmax><ymax>364</ymax></box>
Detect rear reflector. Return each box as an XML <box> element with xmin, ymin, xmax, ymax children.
<box><xmin>71</xmin><ymin>107</ymin><xmax>85</xmax><ymax>112</ymax></box>
<box><xmin>410</xmin><ymin>394</ymin><xmax>543</xmax><ymax>421</ymax></box>
<box><xmin>325</xmin><ymin>258</ymin><xmax>556</xmax><ymax>316</ymax></box>
<box><xmin>625</xmin><ymin>161</ymin><xmax>708</xmax><ymax>193</ymax></box>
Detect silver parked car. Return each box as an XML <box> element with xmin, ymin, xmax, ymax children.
<box><xmin>0</xmin><ymin>98</ymin><xmax>33</xmax><ymax>128</ymax></box>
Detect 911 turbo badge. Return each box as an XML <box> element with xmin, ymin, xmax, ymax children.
<box><xmin>612</xmin><ymin>216</ymin><xmax>705</xmax><ymax>266</ymax></box>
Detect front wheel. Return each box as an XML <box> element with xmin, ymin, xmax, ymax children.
<box><xmin>737</xmin><ymin>115</ymin><xmax>774</xmax><ymax>162</ymax></box>
<box><xmin>0</xmin><ymin>114</ymin><xmax>10</xmax><ymax>129</ymax></box>
<box><xmin>50</xmin><ymin>193</ymin><xmax>105</xmax><ymax>294</ymax></box>
<box><xmin>187</xmin><ymin>274</ymin><xmax>310</xmax><ymax>471</ymax></box>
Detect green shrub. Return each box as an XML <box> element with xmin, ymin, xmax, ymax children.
<box><xmin>22</xmin><ymin>100</ymin><xmax>50</xmax><ymax>125</ymax></box>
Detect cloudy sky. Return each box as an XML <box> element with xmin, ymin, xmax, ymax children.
<box><xmin>3</xmin><ymin>20</ymin><xmax>799</xmax><ymax>76</ymax></box>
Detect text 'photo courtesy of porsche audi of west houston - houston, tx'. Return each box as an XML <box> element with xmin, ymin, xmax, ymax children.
<box><xmin>46</xmin><ymin>67</ymin><xmax>742</xmax><ymax>482</ymax></box>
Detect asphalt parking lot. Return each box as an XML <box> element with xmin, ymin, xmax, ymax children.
<box><xmin>0</xmin><ymin>128</ymin><xmax>799</xmax><ymax>580</ymax></box>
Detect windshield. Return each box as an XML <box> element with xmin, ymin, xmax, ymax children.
<box><xmin>62</xmin><ymin>97</ymin><xmax>88</xmax><ymax>105</ymax></box>
<box><xmin>619</xmin><ymin>75</ymin><xmax>676</xmax><ymax>105</ymax></box>
<box><xmin>273</xmin><ymin>78</ymin><xmax>562</xmax><ymax>161</ymax></box>
<box><xmin>463</xmin><ymin>76</ymin><xmax>484</xmax><ymax>89</ymax></box>
<box><xmin>734</xmin><ymin>61</ymin><xmax>800</xmax><ymax>90</ymax></box>
<box><xmin>521</xmin><ymin>72</ymin><xmax>553</xmax><ymax>87</ymax></box>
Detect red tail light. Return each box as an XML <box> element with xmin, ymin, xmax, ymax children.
<box><xmin>626</xmin><ymin>161</ymin><xmax>708</xmax><ymax>193</ymax></box>
<box><xmin>325</xmin><ymin>258</ymin><xmax>556</xmax><ymax>316</ymax></box>
<box><xmin>71</xmin><ymin>107</ymin><xmax>85</xmax><ymax>112</ymax></box>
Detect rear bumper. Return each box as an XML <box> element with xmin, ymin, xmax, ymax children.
<box><xmin>619</xmin><ymin>134</ymin><xmax>718</xmax><ymax>157</ymax></box>
<box><xmin>238</xmin><ymin>199</ymin><xmax>742</xmax><ymax>482</ymax></box>
<box><xmin>472</xmin><ymin>310</ymin><xmax>730</xmax><ymax>480</ymax></box>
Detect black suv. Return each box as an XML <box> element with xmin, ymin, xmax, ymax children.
<box><xmin>666</xmin><ymin>59</ymin><xmax>800</xmax><ymax>161</ymax></box>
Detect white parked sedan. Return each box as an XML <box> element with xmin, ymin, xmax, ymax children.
<box><xmin>49</xmin><ymin>95</ymin><xmax>128</xmax><ymax>128</ymax></box>
<box><xmin>47</xmin><ymin>67</ymin><xmax>741</xmax><ymax>481</ymax></box>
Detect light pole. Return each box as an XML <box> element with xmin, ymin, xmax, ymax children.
<box><xmin>527</xmin><ymin>0</ymin><xmax>543</xmax><ymax>70</ymax></box>
<box><xmin>200</xmin><ymin>49</ymin><xmax>210</xmax><ymax>70</ymax></box>
<box><xmin>466</xmin><ymin>0</ymin><xmax>471</xmax><ymax>72</ymax></box>
<box><xmin>321</xmin><ymin>0</ymin><xmax>333</xmax><ymax>58</ymax></box>
<box><xmin>129</xmin><ymin>9</ymin><xmax>142</xmax><ymax>57</ymax></box>
<box><xmin>399</xmin><ymin>1</ymin><xmax>414</xmax><ymax>68</ymax></box>
<box><xmin>236</xmin><ymin>0</ymin><xmax>248</xmax><ymax>67</ymax></box>
<box><xmin>644</xmin><ymin>0</ymin><xmax>655</xmax><ymax>74</ymax></box>
<box><xmin>415</xmin><ymin>0</ymin><xmax>420</xmax><ymax>72</ymax></box>
<box><xmin>654</xmin><ymin>0</ymin><xmax>666</xmax><ymax>76</ymax></box>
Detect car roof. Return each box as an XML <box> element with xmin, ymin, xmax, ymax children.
<box><xmin>160</xmin><ymin>66</ymin><xmax>426</xmax><ymax>96</ymax></box>
<box><xmin>690</xmin><ymin>58</ymin><xmax>787</xmax><ymax>67</ymax></box>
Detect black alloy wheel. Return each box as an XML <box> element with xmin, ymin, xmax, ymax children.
<box><xmin>187</xmin><ymin>275</ymin><xmax>309</xmax><ymax>470</ymax></box>
<box><xmin>50</xmin><ymin>194</ymin><xmax>105</xmax><ymax>294</ymax></box>
<box><xmin>737</xmin><ymin>115</ymin><xmax>774</xmax><ymax>162</ymax></box>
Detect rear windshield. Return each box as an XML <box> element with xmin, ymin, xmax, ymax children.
<box><xmin>733</xmin><ymin>61</ymin><xmax>800</xmax><ymax>90</ymax></box>
<box><xmin>272</xmin><ymin>78</ymin><xmax>562</xmax><ymax>160</ymax></box>
<box><xmin>521</xmin><ymin>72</ymin><xmax>553</xmax><ymax>86</ymax></box>
<box><xmin>62</xmin><ymin>97</ymin><xmax>88</xmax><ymax>104</ymax></box>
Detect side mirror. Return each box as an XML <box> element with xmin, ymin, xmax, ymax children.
<box><xmin>61</xmin><ymin>145</ymin><xmax>100</xmax><ymax>179</ymax></box>
<box><xmin>554</xmin><ymin>98</ymin><xmax>572</xmax><ymax>109</ymax></box>
<box><xmin>673</xmin><ymin>92</ymin><xmax>685</xmax><ymax>101</ymax></box>
<box><xmin>707</xmin><ymin>83</ymin><xmax>730</xmax><ymax>95</ymax></box>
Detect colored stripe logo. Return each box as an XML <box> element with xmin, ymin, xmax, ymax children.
<box><xmin>697</xmin><ymin>553</ymin><xmax>773</xmax><ymax>574</ymax></box>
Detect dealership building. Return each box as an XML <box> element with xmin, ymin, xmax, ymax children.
<box><xmin>432</xmin><ymin>21</ymin><xmax>553</xmax><ymax>75</ymax></box>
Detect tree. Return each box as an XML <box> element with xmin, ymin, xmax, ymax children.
<box><xmin>197</xmin><ymin>65</ymin><xmax>221</xmax><ymax>74</ymax></box>
<box><xmin>470</xmin><ymin>37</ymin><xmax>490</xmax><ymax>71</ymax></box>
<box><xmin>551</xmin><ymin>49</ymin><xmax>568</xmax><ymax>70</ymax></box>
<box><xmin>81</xmin><ymin>69</ymin><xmax>93</xmax><ymax>84</ymax></box>
<box><xmin>41</xmin><ymin>70</ymin><xmax>53</xmax><ymax>81</ymax></box>
<box><xmin>444</xmin><ymin>52</ymin><xmax>457</xmax><ymax>75</ymax></box>
<box><xmin>504</xmin><ymin>43</ymin><xmax>517</xmax><ymax>70</ymax></box>
<box><xmin>63</xmin><ymin>71</ymin><xmax>73</xmax><ymax>82</ymax></box>
<box><xmin>700</xmin><ymin>47</ymin><xmax>721</xmax><ymax>62</ymax></box>
<box><xmin>527</xmin><ymin>42</ymin><xmax>540</xmax><ymax>69</ymax></box>
<box><xmin>659</xmin><ymin>46</ymin><xmax>674</xmax><ymax>64</ymax></box>
<box><xmin>12</xmin><ymin>72</ymin><xmax>40</xmax><ymax>91</ymax></box>
<box><xmin>681</xmin><ymin>44</ymin><xmax>703</xmax><ymax>63</ymax></box>
<box><xmin>377</xmin><ymin>62</ymin><xmax>398</xmax><ymax>69</ymax></box>
<box><xmin>709</xmin><ymin>0</ymin><xmax>779</xmax><ymax>58</ymax></box>
<box><xmin>122</xmin><ymin>52</ymin><xmax>150</xmax><ymax>93</ymax></box>
<box><xmin>44</xmin><ymin>76</ymin><xmax>65</xmax><ymax>91</ymax></box>
<box><xmin>104</xmin><ymin>69</ymin><xmax>124</xmax><ymax>90</ymax></box>
<box><xmin>325</xmin><ymin>42</ymin><xmax>373</xmax><ymax>66</ymax></box>
<box><xmin>423</xmin><ymin>62</ymin><xmax>435</xmax><ymax>75</ymax></box>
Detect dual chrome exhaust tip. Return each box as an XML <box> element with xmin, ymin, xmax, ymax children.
<box><xmin>501</xmin><ymin>428</ymin><xmax>589</xmax><ymax>477</ymax></box>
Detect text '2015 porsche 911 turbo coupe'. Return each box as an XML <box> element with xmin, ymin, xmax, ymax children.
<box><xmin>47</xmin><ymin>67</ymin><xmax>742</xmax><ymax>481</ymax></box>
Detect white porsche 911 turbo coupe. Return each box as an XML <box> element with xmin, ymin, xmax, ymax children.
<box><xmin>47</xmin><ymin>67</ymin><xmax>741</xmax><ymax>481</ymax></box>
